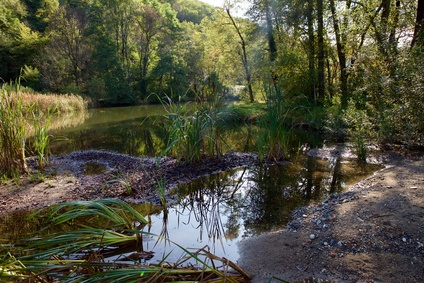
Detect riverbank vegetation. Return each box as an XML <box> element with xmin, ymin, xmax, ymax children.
<box><xmin>0</xmin><ymin>199</ymin><xmax>251</xmax><ymax>282</ymax></box>
<box><xmin>0</xmin><ymin>83</ymin><xmax>86</xmax><ymax>178</ymax></box>
<box><xmin>3</xmin><ymin>0</ymin><xmax>422</xmax><ymax>151</ymax></box>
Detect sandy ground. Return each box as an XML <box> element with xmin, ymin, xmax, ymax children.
<box><xmin>0</xmin><ymin>150</ymin><xmax>423</xmax><ymax>282</ymax></box>
<box><xmin>237</xmin><ymin>154</ymin><xmax>424</xmax><ymax>282</ymax></box>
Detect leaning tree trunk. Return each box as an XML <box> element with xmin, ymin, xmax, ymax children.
<box><xmin>265</xmin><ymin>0</ymin><xmax>278</xmax><ymax>87</ymax></box>
<box><xmin>226</xmin><ymin>8</ymin><xmax>255</xmax><ymax>103</ymax></box>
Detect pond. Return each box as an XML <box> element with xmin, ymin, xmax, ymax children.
<box><xmin>4</xmin><ymin>105</ymin><xmax>382</xmax><ymax>266</ymax></box>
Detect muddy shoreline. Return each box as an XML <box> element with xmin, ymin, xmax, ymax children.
<box><xmin>0</xmin><ymin>150</ymin><xmax>263</xmax><ymax>214</ymax></box>
<box><xmin>0</xmin><ymin>149</ymin><xmax>423</xmax><ymax>282</ymax></box>
<box><xmin>238</xmin><ymin>153</ymin><xmax>424</xmax><ymax>282</ymax></box>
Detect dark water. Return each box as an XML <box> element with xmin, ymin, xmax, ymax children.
<box><xmin>3</xmin><ymin>105</ymin><xmax>382</xmax><ymax>264</ymax></box>
<box><xmin>140</xmin><ymin>157</ymin><xmax>381</xmax><ymax>263</ymax></box>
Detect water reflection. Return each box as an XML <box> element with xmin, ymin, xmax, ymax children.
<box><xmin>0</xmin><ymin>157</ymin><xmax>382</xmax><ymax>264</ymax></box>
<box><xmin>144</xmin><ymin>158</ymin><xmax>382</xmax><ymax>263</ymax></box>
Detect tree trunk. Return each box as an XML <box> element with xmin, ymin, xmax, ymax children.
<box><xmin>412</xmin><ymin>0</ymin><xmax>424</xmax><ymax>47</ymax></box>
<box><xmin>265</xmin><ymin>1</ymin><xmax>278</xmax><ymax>86</ymax></box>
<box><xmin>317</xmin><ymin>0</ymin><xmax>325</xmax><ymax>103</ymax></box>
<box><xmin>307</xmin><ymin>0</ymin><xmax>316</xmax><ymax>103</ymax></box>
<box><xmin>226</xmin><ymin>8</ymin><xmax>254</xmax><ymax>103</ymax></box>
<box><xmin>329</xmin><ymin>0</ymin><xmax>349</xmax><ymax>108</ymax></box>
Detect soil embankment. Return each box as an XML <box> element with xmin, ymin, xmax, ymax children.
<box><xmin>238</xmin><ymin>154</ymin><xmax>424</xmax><ymax>282</ymax></box>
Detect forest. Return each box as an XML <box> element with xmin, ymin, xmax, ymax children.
<box><xmin>1</xmin><ymin>0</ymin><xmax>423</xmax><ymax>147</ymax></box>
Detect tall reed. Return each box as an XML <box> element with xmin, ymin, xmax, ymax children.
<box><xmin>259</xmin><ymin>86</ymin><xmax>291</xmax><ymax>161</ymax></box>
<box><xmin>0</xmin><ymin>83</ymin><xmax>28</xmax><ymax>177</ymax></box>
<box><xmin>31</xmin><ymin>111</ymin><xmax>52</xmax><ymax>169</ymax></box>
<box><xmin>162</xmin><ymin>95</ymin><xmax>224</xmax><ymax>162</ymax></box>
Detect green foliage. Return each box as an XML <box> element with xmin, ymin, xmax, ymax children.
<box><xmin>0</xmin><ymin>0</ymin><xmax>45</xmax><ymax>82</ymax></box>
<box><xmin>348</xmin><ymin>47</ymin><xmax>424</xmax><ymax>147</ymax></box>
<box><xmin>173</xmin><ymin>0</ymin><xmax>216</xmax><ymax>24</ymax></box>
<box><xmin>258</xmin><ymin>86</ymin><xmax>291</xmax><ymax>162</ymax></box>
<box><xmin>31</xmin><ymin>111</ymin><xmax>52</xmax><ymax>169</ymax></box>
<box><xmin>0</xmin><ymin>83</ymin><xmax>28</xmax><ymax>177</ymax></box>
<box><xmin>162</xmin><ymin>94</ymin><xmax>225</xmax><ymax>162</ymax></box>
<box><xmin>22</xmin><ymin>0</ymin><xmax>59</xmax><ymax>32</ymax></box>
<box><xmin>1</xmin><ymin>199</ymin><xmax>248</xmax><ymax>282</ymax></box>
<box><xmin>1</xmin><ymin>0</ymin><xmax>422</xmax><ymax>150</ymax></box>
<box><xmin>21</xmin><ymin>65</ymin><xmax>40</xmax><ymax>90</ymax></box>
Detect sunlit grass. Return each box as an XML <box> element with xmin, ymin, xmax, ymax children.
<box><xmin>0</xmin><ymin>83</ymin><xmax>28</xmax><ymax>177</ymax></box>
<box><xmin>2</xmin><ymin>82</ymin><xmax>87</xmax><ymax>114</ymax></box>
<box><xmin>20</xmin><ymin>91</ymin><xmax>87</xmax><ymax>114</ymax></box>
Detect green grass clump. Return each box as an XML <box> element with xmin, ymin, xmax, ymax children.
<box><xmin>162</xmin><ymin>95</ymin><xmax>224</xmax><ymax>162</ymax></box>
<box><xmin>0</xmin><ymin>83</ymin><xmax>28</xmax><ymax>177</ymax></box>
<box><xmin>258</xmin><ymin>86</ymin><xmax>292</xmax><ymax>162</ymax></box>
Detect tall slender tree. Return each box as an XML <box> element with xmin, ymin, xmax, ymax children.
<box><xmin>306</xmin><ymin>0</ymin><xmax>316</xmax><ymax>103</ymax></box>
<box><xmin>317</xmin><ymin>0</ymin><xmax>325</xmax><ymax>103</ymax></box>
<box><xmin>226</xmin><ymin>8</ymin><xmax>255</xmax><ymax>102</ymax></box>
<box><xmin>412</xmin><ymin>0</ymin><xmax>424</xmax><ymax>47</ymax></box>
<box><xmin>329</xmin><ymin>0</ymin><xmax>349</xmax><ymax>108</ymax></box>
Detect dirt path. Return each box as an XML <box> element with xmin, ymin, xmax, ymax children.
<box><xmin>237</xmin><ymin>155</ymin><xmax>424</xmax><ymax>282</ymax></box>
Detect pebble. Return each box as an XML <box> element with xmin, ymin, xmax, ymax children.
<box><xmin>310</xmin><ymin>234</ymin><xmax>316</xmax><ymax>240</ymax></box>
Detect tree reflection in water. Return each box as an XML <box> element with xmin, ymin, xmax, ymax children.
<box><xmin>145</xmin><ymin>156</ymin><xmax>381</xmax><ymax>263</ymax></box>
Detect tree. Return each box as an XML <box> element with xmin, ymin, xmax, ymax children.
<box><xmin>412</xmin><ymin>0</ymin><xmax>424</xmax><ymax>47</ymax></box>
<box><xmin>133</xmin><ymin>0</ymin><xmax>179</xmax><ymax>100</ymax></box>
<box><xmin>317</xmin><ymin>0</ymin><xmax>325</xmax><ymax>103</ymax></box>
<box><xmin>247</xmin><ymin>0</ymin><xmax>278</xmax><ymax>85</ymax></box>
<box><xmin>226</xmin><ymin>7</ymin><xmax>254</xmax><ymax>102</ymax></box>
<box><xmin>329</xmin><ymin>0</ymin><xmax>348</xmax><ymax>108</ymax></box>
<box><xmin>0</xmin><ymin>0</ymin><xmax>44</xmax><ymax>82</ymax></box>
<box><xmin>306</xmin><ymin>0</ymin><xmax>316</xmax><ymax>103</ymax></box>
<box><xmin>39</xmin><ymin>5</ymin><xmax>91</xmax><ymax>93</ymax></box>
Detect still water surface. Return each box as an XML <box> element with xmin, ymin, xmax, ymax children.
<box><xmin>5</xmin><ymin>105</ymin><xmax>382</xmax><ymax>263</ymax></box>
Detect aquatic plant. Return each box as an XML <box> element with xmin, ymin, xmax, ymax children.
<box><xmin>31</xmin><ymin>110</ymin><xmax>52</xmax><ymax>169</ymax></box>
<box><xmin>0</xmin><ymin>82</ymin><xmax>29</xmax><ymax>177</ymax></box>
<box><xmin>161</xmin><ymin>95</ymin><xmax>225</xmax><ymax>162</ymax></box>
<box><xmin>258</xmin><ymin>86</ymin><xmax>291</xmax><ymax>161</ymax></box>
<box><xmin>2</xmin><ymin>83</ymin><xmax>87</xmax><ymax>114</ymax></box>
<box><xmin>342</xmin><ymin>102</ymin><xmax>374</xmax><ymax>163</ymax></box>
<box><xmin>104</xmin><ymin>168</ymin><xmax>133</xmax><ymax>195</ymax></box>
<box><xmin>1</xmin><ymin>199</ymin><xmax>251</xmax><ymax>282</ymax></box>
